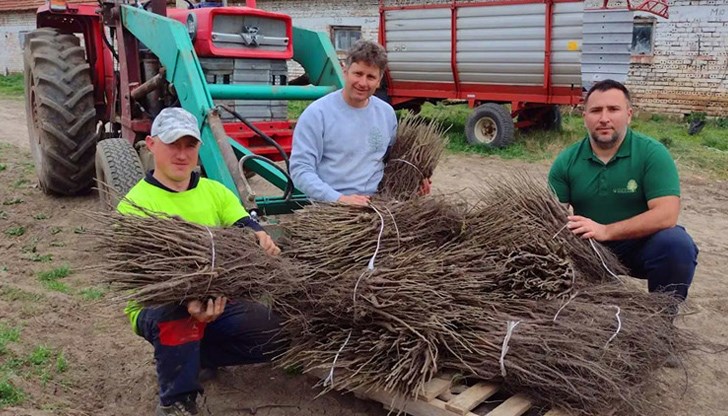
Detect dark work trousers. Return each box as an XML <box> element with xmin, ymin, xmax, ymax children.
<box><xmin>603</xmin><ymin>225</ymin><xmax>698</xmax><ymax>300</ymax></box>
<box><xmin>135</xmin><ymin>300</ymin><xmax>284</xmax><ymax>406</ymax></box>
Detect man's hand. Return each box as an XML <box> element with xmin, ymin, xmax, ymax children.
<box><xmin>567</xmin><ymin>215</ymin><xmax>610</xmax><ymax>241</ymax></box>
<box><xmin>418</xmin><ymin>178</ymin><xmax>432</xmax><ymax>196</ymax></box>
<box><xmin>187</xmin><ymin>297</ymin><xmax>226</xmax><ymax>323</ymax></box>
<box><xmin>337</xmin><ymin>194</ymin><xmax>370</xmax><ymax>206</ymax></box>
<box><xmin>254</xmin><ymin>230</ymin><xmax>281</xmax><ymax>256</ymax></box>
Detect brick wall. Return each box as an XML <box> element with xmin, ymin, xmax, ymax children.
<box><xmin>0</xmin><ymin>12</ymin><xmax>35</xmax><ymax>74</ymax></box>
<box><xmin>626</xmin><ymin>0</ymin><xmax>728</xmax><ymax>116</ymax></box>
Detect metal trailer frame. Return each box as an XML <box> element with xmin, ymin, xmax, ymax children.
<box><xmin>378</xmin><ymin>0</ymin><xmax>669</xmax><ymax>138</ymax></box>
<box><xmin>378</xmin><ymin>0</ymin><xmax>584</xmax><ymax>118</ymax></box>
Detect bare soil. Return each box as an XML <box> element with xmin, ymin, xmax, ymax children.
<box><xmin>1</xmin><ymin>98</ymin><xmax>727</xmax><ymax>416</ymax></box>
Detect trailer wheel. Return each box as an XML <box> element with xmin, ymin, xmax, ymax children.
<box><xmin>518</xmin><ymin>105</ymin><xmax>562</xmax><ymax>132</ymax></box>
<box><xmin>23</xmin><ymin>28</ymin><xmax>98</xmax><ymax>195</ymax></box>
<box><xmin>95</xmin><ymin>139</ymin><xmax>145</xmax><ymax>209</ymax></box>
<box><xmin>465</xmin><ymin>103</ymin><xmax>514</xmax><ymax>148</ymax></box>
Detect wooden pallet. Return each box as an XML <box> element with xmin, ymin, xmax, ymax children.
<box><xmin>318</xmin><ymin>371</ymin><xmax>568</xmax><ymax>416</ymax></box>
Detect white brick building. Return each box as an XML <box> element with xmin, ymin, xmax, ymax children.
<box><xmin>2</xmin><ymin>0</ymin><xmax>727</xmax><ymax>115</ymax></box>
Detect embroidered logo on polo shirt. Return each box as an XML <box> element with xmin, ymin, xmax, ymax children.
<box><xmin>614</xmin><ymin>179</ymin><xmax>639</xmax><ymax>194</ymax></box>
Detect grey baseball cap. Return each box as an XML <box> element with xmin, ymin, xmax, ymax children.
<box><xmin>150</xmin><ymin>107</ymin><xmax>202</xmax><ymax>144</ymax></box>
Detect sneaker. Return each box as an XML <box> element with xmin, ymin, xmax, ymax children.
<box><xmin>156</xmin><ymin>396</ymin><xmax>199</xmax><ymax>416</ymax></box>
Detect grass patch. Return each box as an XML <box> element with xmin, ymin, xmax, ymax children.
<box><xmin>12</xmin><ymin>179</ymin><xmax>29</xmax><ymax>189</ymax></box>
<box><xmin>0</xmin><ymin>164</ymin><xmax>6</xmax><ymax>172</ymax></box>
<box><xmin>0</xmin><ymin>324</ymin><xmax>21</xmax><ymax>356</ymax></box>
<box><xmin>0</xmin><ymin>211</ymin><xmax>6</xmax><ymax>220</ymax></box>
<box><xmin>49</xmin><ymin>226</ymin><xmax>62</xmax><ymax>235</ymax></box>
<box><xmin>2</xmin><ymin>198</ymin><xmax>23</xmax><ymax>206</ymax></box>
<box><xmin>288</xmin><ymin>100</ymin><xmax>312</xmax><ymax>119</ymax></box>
<box><xmin>73</xmin><ymin>226</ymin><xmax>86</xmax><ymax>234</ymax></box>
<box><xmin>4</xmin><ymin>226</ymin><xmax>25</xmax><ymax>237</ymax></box>
<box><xmin>37</xmin><ymin>266</ymin><xmax>71</xmax><ymax>293</ymax></box>
<box><xmin>80</xmin><ymin>287</ymin><xmax>104</xmax><ymax>301</ymax></box>
<box><xmin>0</xmin><ymin>378</ymin><xmax>24</xmax><ymax>408</ymax></box>
<box><xmin>0</xmin><ymin>74</ymin><xmax>24</xmax><ymax>98</ymax></box>
<box><xmin>28</xmin><ymin>346</ymin><xmax>52</xmax><ymax>367</ymax></box>
<box><xmin>33</xmin><ymin>213</ymin><xmax>48</xmax><ymax>220</ymax></box>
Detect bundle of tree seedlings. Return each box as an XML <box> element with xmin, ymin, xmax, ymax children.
<box><xmin>379</xmin><ymin>112</ymin><xmax>448</xmax><ymax>200</ymax></box>
<box><xmin>90</xmin><ymin>178</ymin><xmax>687</xmax><ymax>416</ymax></box>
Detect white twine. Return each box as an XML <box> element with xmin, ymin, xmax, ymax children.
<box><xmin>352</xmin><ymin>204</ymin><xmax>387</xmax><ymax>305</ymax></box>
<box><xmin>499</xmin><ymin>320</ymin><xmax>521</xmax><ymax>377</ymax></box>
<box><xmin>551</xmin><ymin>223</ymin><xmax>569</xmax><ymax>240</ymax></box>
<box><xmin>204</xmin><ymin>226</ymin><xmax>216</xmax><ymax>270</ymax></box>
<box><xmin>367</xmin><ymin>203</ymin><xmax>386</xmax><ymax>271</ymax></box>
<box><xmin>553</xmin><ymin>293</ymin><xmax>578</xmax><ymax>322</ymax></box>
<box><xmin>323</xmin><ymin>329</ymin><xmax>353</xmax><ymax>387</ymax></box>
<box><xmin>605</xmin><ymin>305</ymin><xmax>622</xmax><ymax>348</ymax></box>
<box><xmin>589</xmin><ymin>238</ymin><xmax>623</xmax><ymax>283</ymax></box>
<box><xmin>390</xmin><ymin>158</ymin><xmax>425</xmax><ymax>179</ymax></box>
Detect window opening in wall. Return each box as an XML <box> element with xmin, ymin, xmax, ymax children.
<box><xmin>631</xmin><ymin>18</ymin><xmax>655</xmax><ymax>55</ymax></box>
<box><xmin>331</xmin><ymin>26</ymin><xmax>361</xmax><ymax>52</ymax></box>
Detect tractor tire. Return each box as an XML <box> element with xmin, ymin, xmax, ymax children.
<box><xmin>518</xmin><ymin>105</ymin><xmax>562</xmax><ymax>132</ymax></box>
<box><xmin>95</xmin><ymin>139</ymin><xmax>145</xmax><ymax>209</ymax></box>
<box><xmin>465</xmin><ymin>103</ymin><xmax>515</xmax><ymax>148</ymax></box>
<box><xmin>23</xmin><ymin>28</ymin><xmax>98</xmax><ymax>195</ymax></box>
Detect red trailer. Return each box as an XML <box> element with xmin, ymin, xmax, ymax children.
<box><xmin>378</xmin><ymin>0</ymin><xmax>669</xmax><ymax>147</ymax></box>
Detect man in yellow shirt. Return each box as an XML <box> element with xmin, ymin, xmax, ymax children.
<box><xmin>117</xmin><ymin>107</ymin><xmax>282</xmax><ymax>416</ymax></box>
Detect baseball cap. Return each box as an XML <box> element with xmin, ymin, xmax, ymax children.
<box><xmin>150</xmin><ymin>107</ymin><xmax>202</xmax><ymax>144</ymax></box>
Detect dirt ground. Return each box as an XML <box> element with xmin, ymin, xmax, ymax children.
<box><xmin>0</xmin><ymin>97</ymin><xmax>727</xmax><ymax>416</ymax></box>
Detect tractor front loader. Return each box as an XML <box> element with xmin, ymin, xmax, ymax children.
<box><xmin>24</xmin><ymin>0</ymin><xmax>344</xmax><ymax>215</ymax></box>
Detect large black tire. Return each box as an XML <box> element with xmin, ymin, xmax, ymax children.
<box><xmin>518</xmin><ymin>105</ymin><xmax>562</xmax><ymax>132</ymax></box>
<box><xmin>23</xmin><ymin>28</ymin><xmax>97</xmax><ymax>195</ymax></box>
<box><xmin>465</xmin><ymin>103</ymin><xmax>515</xmax><ymax>148</ymax></box>
<box><xmin>95</xmin><ymin>139</ymin><xmax>145</xmax><ymax>209</ymax></box>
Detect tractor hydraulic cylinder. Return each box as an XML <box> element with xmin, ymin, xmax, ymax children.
<box><xmin>208</xmin><ymin>85</ymin><xmax>336</xmax><ymax>101</ymax></box>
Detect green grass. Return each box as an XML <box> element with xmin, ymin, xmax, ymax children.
<box><xmin>79</xmin><ymin>287</ymin><xmax>104</xmax><ymax>301</ymax></box>
<box><xmin>0</xmin><ymin>163</ymin><xmax>6</xmax><ymax>172</ymax></box>
<box><xmin>2</xmin><ymin>198</ymin><xmax>23</xmax><ymax>206</ymax></box>
<box><xmin>4</xmin><ymin>226</ymin><xmax>25</xmax><ymax>237</ymax></box>
<box><xmin>0</xmin><ymin>74</ymin><xmax>24</xmax><ymax>98</ymax></box>
<box><xmin>0</xmin><ymin>324</ymin><xmax>21</xmax><ymax>356</ymax></box>
<box><xmin>33</xmin><ymin>213</ymin><xmax>48</xmax><ymax>220</ymax></box>
<box><xmin>28</xmin><ymin>346</ymin><xmax>52</xmax><ymax>367</ymax></box>
<box><xmin>0</xmin><ymin>378</ymin><xmax>24</xmax><ymax>408</ymax></box>
<box><xmin>37</xmin><ymin>266</ymin><xmax>71</xmax><ymax>293</ymax></box>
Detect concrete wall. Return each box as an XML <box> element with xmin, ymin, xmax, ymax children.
<box><xmin>0</xmin><ymin>12</ymin><xmax>35</xmax><ymax>74</ymax></box>
<box><xmin>626</xmin><ymin>0</ymin><xmax>728</xmax><ymax>116</ymax></box>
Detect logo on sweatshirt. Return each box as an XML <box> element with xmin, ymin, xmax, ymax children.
<box><xmin>368</xmin><ymin>128</ymin><xmax>385</xmax><ymax>152</ymax></box>
<box><xmin>614</xmin><ymin>179</ymin><xmax>638</xmax><ymax>194</ymax></box>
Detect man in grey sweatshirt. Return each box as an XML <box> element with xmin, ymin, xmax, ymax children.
<box><xmin>290</xmin><ymin>40</ymin><xmax>399</xmax><ymax>206</ymax></box>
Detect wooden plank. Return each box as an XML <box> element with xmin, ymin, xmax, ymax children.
<box><xmin>485</xmin><ymin>393</ymin><xmax>534</xmax><ymax>416</ymax></box>
<box><xmin>445</xmin><ymin>382</ymin><xmax>500</xmax><ymax>415</ymax></box>
<box><xmin>417</xmin><ymin>377</ymin><xmax>453</xmax><ymax>402</ymax></box>
<box><xmin>366</xmin><ymin>390</ymin><xmax>480</xmax><ymax>416</ymax></box>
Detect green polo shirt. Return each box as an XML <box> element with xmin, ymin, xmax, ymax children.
<box><xmin>548</xmin><ymin>129</ymin><xmax>680</xmax><ymax>225</ymax></box>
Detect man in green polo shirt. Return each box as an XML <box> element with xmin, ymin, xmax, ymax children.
<box><xmin>117</xmin><ymin>107</ymin><xmax>284</xmax><ymax>416</ymax></box>
<box><xmin>548</xmin><ymin>79</ymin><xmax>698</xmax><ymax>301</ymax></box>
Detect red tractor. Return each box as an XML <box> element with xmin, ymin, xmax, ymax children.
<box><xmin>24</xmin><ymin>0</ymin><xmax>342</xmax><ymax>214</ymax></box>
